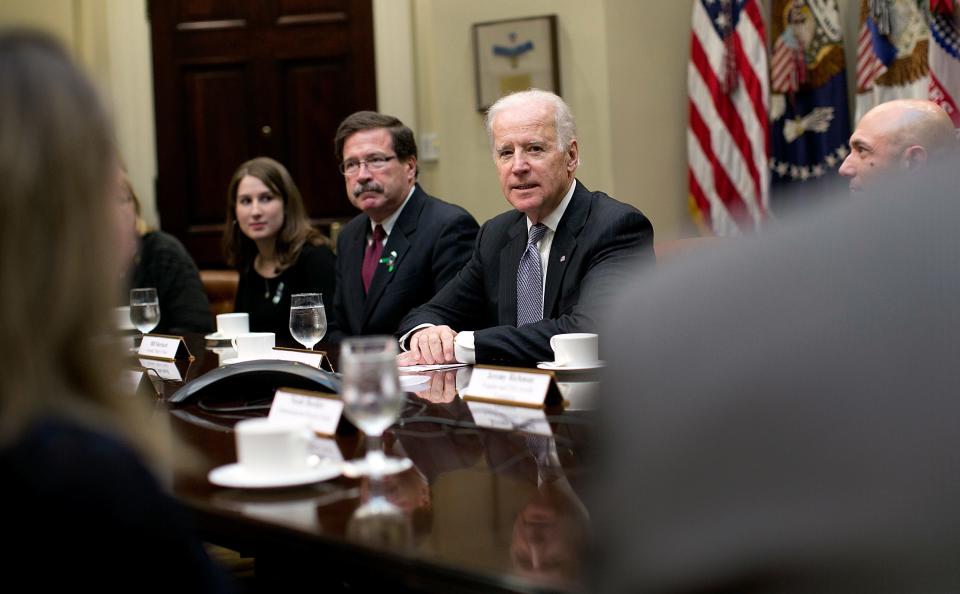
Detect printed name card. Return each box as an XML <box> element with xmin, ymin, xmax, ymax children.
<box><xmin>461</xmin><ymin>365</ymin><xmax>559</xmax><ymax>408</ymax></box>
<box><xmin>138</xmin><ymin>358</ymin><xmax>183</xmax><ymax>382</ymax></box>
<box><xmin>137</xmin><ymin>334</ymin><xmax>193</xmax><ymax>361</ymax></box>
<box><xmin>269</xmin><ymin>387</ymin><xmax>344</xmax><ymax>436</ymax></box>
<box><xmin>271</xmin><ymin>347</ymin><xmax>333</xmax><ymax>371</ymax></box>
<box><xmin>466</xmin><ymin>400</ymin><xmax>553</xmax><ymax>436</ymax></box>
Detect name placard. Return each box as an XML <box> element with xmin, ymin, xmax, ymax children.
<box><xmin>138</xmin><ymin>358</ymin><xmax>183</xmax><ymax>381</ymax></box>
<box><xmin>467</xmin><ymin>400</ymin><xmax>553</xmax><ymax>436</ymax></box>
<box><xmin>271</xmin><ymin>347</ymin><xmax>334</xmax><ymax>372</ymax></box>
<box><xmin>461</xmin><ymin>365</ymin><xmax>559</xmax><ymax>408</ymax></box>
<box><xmin>137</xmin><ymin>334</ymin><xmax>193</xmax><ymax>361</ymax></box>
<box><xmin>269</xmin><ymin>387</ymin><xmax>344</xmax><ymax>436</ymax></box>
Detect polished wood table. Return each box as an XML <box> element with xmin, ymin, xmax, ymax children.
<box><xmin>141</xmin><ymin>334</ymin><xmax>596</xmax><ymax>593</ymax></box>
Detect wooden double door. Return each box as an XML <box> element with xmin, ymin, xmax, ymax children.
<box><xmin>150</xmin><ymin>0</ymin><xmax>376</xmax><ymax>267</ymax></box>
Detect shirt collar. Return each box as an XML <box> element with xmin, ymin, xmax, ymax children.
<box><xmin>528</xmin><ymin>179</ymin><xmax>576</xmax><ymax>233</ymax></box>
<box><xmin>371</xmin><ymin>184</ymin><xmax>416</xmax><ymax>237</ymax></box>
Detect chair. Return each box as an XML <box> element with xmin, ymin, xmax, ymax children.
<box><xmin>199</xmin><ymin>269</ymin><xmax>239</xmax><ymax>317</ymax></box>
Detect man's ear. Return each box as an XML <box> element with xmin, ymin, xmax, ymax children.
<box><xmin>902</xmin><ymin>145</ymin><xmax>928</xmax><ymax>170</ymax></box>
<box><xmin>566</xmin><ymin>139</ymin><xmax>579</xmax><ymax>172</ymax></box>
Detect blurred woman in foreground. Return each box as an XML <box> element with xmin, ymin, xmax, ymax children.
<box><xmin>0</xmin><ymin>30</ymin><xmax>228</xmax><ymax>591</ymax></box>
<box><xmin>224</xmin><ymin>156</ymin><xmax>336</xmax><ymax>338</ymax></box>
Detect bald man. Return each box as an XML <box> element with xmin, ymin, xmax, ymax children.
<box><xmin>838</xmin><ymin>99</ymin><xmax>957</xmax><ymax>193</ymax></box>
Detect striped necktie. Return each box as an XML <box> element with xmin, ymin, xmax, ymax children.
<box><xmin>516</xmin><ymin>223</ymin><xmax>547</xmax><ymax>326</ymax></box>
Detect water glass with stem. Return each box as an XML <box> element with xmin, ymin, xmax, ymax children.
<box><xmin>129</xmin><ymin>287</ymin><xmax>160</xmax><ymax>341</ymax></box>
<box><xmin>289</xmin><ymin>292</ymin><xmax>326</xmax><ymax>350</ymax></box>
<box><xmin>340</xmin><ymin>336</ymin><xmax>412</xmax><ymax>477</ymax></box>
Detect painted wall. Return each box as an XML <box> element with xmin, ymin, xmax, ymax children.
<box><xmin>1</xmin><ymin>0</ymin><xmax>867</xmax><ymax>240</ymax></box>
<box><xmin>0</xmin><ymin>0</ymin><xmax>159</xmax><ymax>228</ymax></box>
<box><xmin>408</xmin><ymin>0</ymin><xmax>614</xmax><ymax>225</ymax></box>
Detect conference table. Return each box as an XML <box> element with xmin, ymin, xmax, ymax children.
<box><xmin>138</xmin><ymin>334</ymin><xmax>598</xmax><ymax>593</ymax></box>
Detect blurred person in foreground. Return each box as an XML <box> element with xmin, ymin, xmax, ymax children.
<box><xmin>838</xmin><ymin>99</ymin><xmax>957</xmax><ymax>193</ymax></box>
<box><xmin>224</xmin><ymin>156</ymin><xmax>336</xmax><ymax>337</ymax></box>
<box><xmin>598</xmin><ymin>157</ymin><xmax>960</xmax><ymax>591</ymax></box>
<box><xmin>116</xmin><ymin>174</ymin><xmax>214</xmax><ymax>334</ymax></box>
<box><xmin>398</xmin><ymin>89</ymin><xmax>653</xmax><ymax>366</ymax></box>
<box><xmin>0</xmin><ymin>30</ymin><xmax>229</xmax><ymax>591</ymax></box>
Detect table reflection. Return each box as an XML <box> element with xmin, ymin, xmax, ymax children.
<box><xmin>159</xmin><ymin>335</ymin><xmax>595</xmax><ymax>593</ymax></box>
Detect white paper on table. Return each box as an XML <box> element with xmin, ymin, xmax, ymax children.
<box><xmin>397</xmin><ymin>363</ymin><xmax>469</xmax><ymax>372</ymax></box>
<box><xmin>310</xmin><ymin>437</ymin><xmax>344</xmax><ymax>464</ymax></box>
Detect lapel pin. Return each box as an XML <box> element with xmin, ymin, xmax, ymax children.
<box><xmin>559</xmin><ymin>255</ymin><xmax>566</xmax><ymax>263</ymax></box>
<box><xmin>379</xmin><ymin>250</ymin><xmax>398</xmax><ymax>272</ymax></box>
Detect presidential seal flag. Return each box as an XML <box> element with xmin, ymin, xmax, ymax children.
<box><xmin>928</xmin><ymin>0</ymin><xmax>960</xmax><ymax>125</ymax></box>
<box><xmin>854</xmin><ymin>0</ymin><xmax>930</xmax><ymax>123</ymax></box>
<box><xmin>687</xmin><ymin>0</ymin><xmax>769</xmax><ymax>237</ymax></box>
<box><xmin>769</xmin><ymin>0</ymin><xmax>852</xmax><ymax>198</ymax></box>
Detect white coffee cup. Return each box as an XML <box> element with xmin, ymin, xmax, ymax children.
<box><xmin>216</xmin><ymin>312</ymin><xmax>249</xmax><ymax>337</ymax></box>
<box><xmin>231</xmin><ymin>332</ymin><xmax>275</xmax><ymax>361</ymax></box>
<box><xmin>234</xmin><ymin>417</ymin><xmax>314</xmax><ymax>475</ymax></box>
<box><xmin>549</xmin><ymin>333</ymin><xmax>599</xmax><ymax>367</ymax></box>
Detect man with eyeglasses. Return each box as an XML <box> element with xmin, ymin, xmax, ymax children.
<box><xmin>330</xmin><ymin>111</ymin><xmax>478</xmax><ymax>340</ymax></box>
<box><xmin>397</xmin><ymin>89</ymin><xmax>654</xmax><ymax>366</ymax></box>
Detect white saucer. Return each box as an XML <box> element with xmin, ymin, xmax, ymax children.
<box><xmin>536</xmin><ymin>360</ymin><xmax>605</xmax><ymax>372</ymax></box>
<box><xmin>205</xmin><ymin>332</ymin><xmax>240</xmax><ymax>341</ymax></box>
<box><xmin>208</xmin><ymin>461</ymin><xmax>341</xmax><ymax>489</ymax></box>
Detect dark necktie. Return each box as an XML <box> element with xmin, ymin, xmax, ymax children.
<box><xmin>516</xmin><ymin>223</ymin><xmax>547</xmax><ymax>326</ymax></box>
<box><xmin>362</xmin><ymin>224</ymin><xmax>385</xmax><ymax>294</ymax></box>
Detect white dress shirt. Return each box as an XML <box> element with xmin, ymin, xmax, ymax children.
<box><xmin>369</xmin><ymin>185</ymin><xmax>415</xmax><ymax>244</ymax></box>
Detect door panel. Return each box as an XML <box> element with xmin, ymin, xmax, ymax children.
<box><xmin>150</xmin><ymin>0</ymin><xmax>376</xmax><ymax>267</ymax></box>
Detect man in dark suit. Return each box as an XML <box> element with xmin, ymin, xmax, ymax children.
<box><xmin>598</xmin><ymin>164</ymin><xmax>960</xmax><ymax>592</ymax></box>
<box><xmin>397</xmin><ymin>90</ymin><xmax>653</xmax><ymax>366</ymax></box>
<box><xmin>330</xmin><ymin>111</ymin><xmax>478</xmax><ymax>339</ymax></box>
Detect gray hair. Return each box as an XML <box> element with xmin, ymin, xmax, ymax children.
<box><xmin>484</xmin><ymin>89</ymin><xmax>577</xmax><ymax>153</ymax></box>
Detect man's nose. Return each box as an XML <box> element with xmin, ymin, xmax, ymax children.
<box><xmin>838</xmin><ymin>154</ymin><xmax>855</xmax><ymax>178</ymax></box>
<box><xmin>511</xmin><ymin>152</ymin><xmax>530</xmax><ymax>173</ymax></box>
<box><xmin>356</xmin><ymin>162</ymin><xmax>373</xmax><ymax>182</ymax></box>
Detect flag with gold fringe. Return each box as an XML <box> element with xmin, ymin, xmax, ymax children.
<box><xmin>928</xmin><ymin>0</ymin><xmax>960</xmax><ymax>125</ymax></box>
<box><xmin>769</xmin><ymin>0</ymin><xmax>852</xmax><ymax>198</ymax></box>
<box><xmin>687</xmin><ymin>0</ymin><xmax>769</xmax><ymax>237</ymax></box>
<box><xmin>854</xmin><ymin>0</ymin><xmax>931</xmax><ymax>123</ymax></box>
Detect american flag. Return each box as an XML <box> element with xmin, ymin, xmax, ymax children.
<box><xmin>928</xmin><ymin>4</ymin><xmax>960</xmax><ymax>125</ymax></box>
<box><xmin>853</xmin><ymin>0</ymin><xmax>930</xmax><ymax>124</ymax></box>
<box><xmin>688</xmin><ymin>0</ymin><xmax>769</xmax><ymax>237</ymax></box>
<box><xmin>856</xmin><ymin>16</ymin><xmax>891</xmax><ymax>92</ymax></box>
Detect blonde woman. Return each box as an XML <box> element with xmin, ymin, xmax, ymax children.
<box><xmin>0</xmin><ymin>30</ymin><xmax>228</xmax><ymax>590</ymax></box>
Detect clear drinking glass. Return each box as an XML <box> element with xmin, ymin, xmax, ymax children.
<box><xmin>129</xmin><ymin>288</ymin><xmax>160</xmax><ymax>339</ymax></box>
<box><xmin>289</xmin><ymin>292</ymin><xmax>326</xmax><ymax>350</ymax></box>
<box><xmin>340</xmin><ymin>336</ymin><xmax>412</xmax><ymax>477</ymax></box>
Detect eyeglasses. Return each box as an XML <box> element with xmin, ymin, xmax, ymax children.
<box><xmin>339</xmin><ymin>153</ymin><xmax>397</xmax><ymax>176</ymax></box>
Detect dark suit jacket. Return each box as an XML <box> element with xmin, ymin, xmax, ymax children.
<box><xmin>598</xmin><ymin>166</ymin><xmax>960</xmax><ymax>593</ymax></box>
<box><xmin>399</xmin><ymin>181</ymin><xmax>653</xmax><ymax>365</ymax></box>
<box><xmin>332</xmin><ymin>185</ymin><xmax>478</xmax><ymax>339</ymax></box>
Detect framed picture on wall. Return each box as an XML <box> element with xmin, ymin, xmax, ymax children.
<box><xmin>472</xmin><ymin>15</ymin><xmax>560</xmax><ymax>112</ymax></box>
